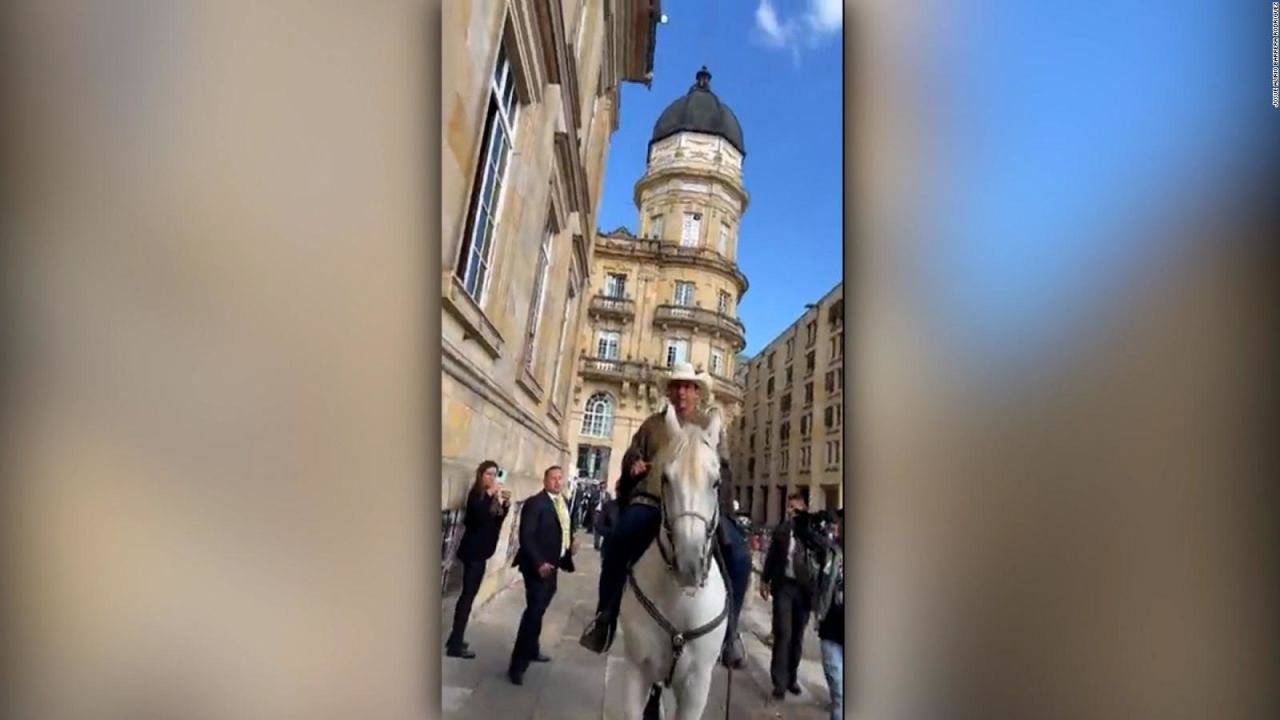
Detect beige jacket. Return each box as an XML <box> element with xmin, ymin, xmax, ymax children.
<box><xmin>616</xmin><ymin>410</ymin><xmax>733</xmax><ymax>514</ymax></box>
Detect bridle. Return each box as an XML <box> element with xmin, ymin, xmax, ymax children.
<box><xmin>654</xmin><ymin>441</ymin><xmax>721</xmax><ymax>589</ymax></box>
<box><xmin>625</xmin><ymin>434</ymin><xmax>730</xmax><ymax>689</ymax></box>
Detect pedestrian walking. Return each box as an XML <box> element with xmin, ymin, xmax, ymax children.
<box><xmin>760</xmin><ymin>493</ymin><xmax>816</xmax><ymax>699</ymax></box>
<box><xmin>507</xmin><ymin>465</ymin><xmax>578</xmax><ymax>685</ymax></box>
<box><xmin>594</xmin><ymin>492</ymin><xmax>619</xmax><ymax>551</ymax></box>
<box><xmin>817</xmin><ymin>509</ymin><xmax>845</xmax><ymax>720</ymax></box>
<box><xmin>445</xmin><ymin>460</ymin><xmax>512</xmax><ymax>659</ymax></box>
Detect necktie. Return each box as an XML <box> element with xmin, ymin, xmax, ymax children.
<box><xmin>551</xmin><ymin>493</ymin><xmax>570</xmax><ymax>558</ymax></box>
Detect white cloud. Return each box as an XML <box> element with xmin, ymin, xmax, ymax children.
<box><xmin>807</xmin><ymin>0</ymin><xmax>843</xmax><ymax>33</ymax></box>
<box><xmin>754</xmin><ymin>0</ymin><xmax>792</xmax><ymax>48</ymax></box>
<box><xmin>754</xmin><ymin>0</ymin><xmax>842</xmax><ymax>60</ymax></box>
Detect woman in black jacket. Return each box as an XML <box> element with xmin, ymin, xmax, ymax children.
<box><xmin>445</xmin><ymin>460</ymin><xmax>510</xmax><ymax>658</ymax></box>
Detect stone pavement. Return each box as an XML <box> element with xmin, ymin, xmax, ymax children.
<box><xmin>441</xmin><ymin>537</ymin><xmax>836</xmax><ymax>719</ymax></box>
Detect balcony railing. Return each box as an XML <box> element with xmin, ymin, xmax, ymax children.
<box><xmin>711</xmin><ymin>372</ymin><xmax>745</xmax><ymax>404</ymax></box>
<box><xmin>594</xmin><ymin>236</ymin><xmax>750</xmax><ymax>293</ymax></box>
<box><xmin>652</xmin><ymin>304</ymin><xmax>747</xmax><ymax>351</ymax></box>
<box><xmin>577</xmin><ymin>356</ymin><xmax>746</xmax><ymax>405</ymax></box>
<box><xmin>576</xmin><ymin>356</ymin><xmax>664</xmax><ymax>386</ymax></box>
<box><xmin>588</xmin><ymin>294</ymin><xmax>635</xmax><ymax>320</ymax></box>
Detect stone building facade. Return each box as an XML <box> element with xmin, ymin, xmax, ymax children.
<box><xmin>730</xmin><ymin>283</ymin><xmax>845</xmax><ymax>525</ymax></box>
<box><xmin>441</xmin><ymin>1</ymin><xmax>660</xmax><ymax>596</ymax></box>
<box><xmin>568</xmin><ymin>67</ymin><xmax>750</xmax><ymax>492</ymax></box>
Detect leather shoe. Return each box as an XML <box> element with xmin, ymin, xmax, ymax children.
<box><xmin>445</xmin><ymin>646</ymin><xmax>475</xmax><ymax>659</ymax></box>
<box><xmin>578</xmin><ymin>613</ymin><xmax>616</xmax><ymax>654</ymax></box>
<box><xmin>720</xmin><ymin>633</ymin><xmax>745</xmax><ymax>668</ymax></box>
<box><xmin>532</xmin><ymin>653</ymin><xmax>551</xmax><ymax>663</ymax></box>
<box><xmin>508</xmin><ymin>671</ymin><xmax>524</xmax><ymax>686</ymax></box>
<box><xmin>787</xmin><ymin>682</ymin><xmax>802</xmax><ymax>695</ymax></box>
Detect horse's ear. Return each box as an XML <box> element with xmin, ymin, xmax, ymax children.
<box><xmin>704</xmin><ymin>407</ymin><xmax>723</xmax><ymax>449</ymax></box>
<box><xmin>663</xmin><ymin>402</ymin><xmax>681</xmax><ymax>438</ymax></box>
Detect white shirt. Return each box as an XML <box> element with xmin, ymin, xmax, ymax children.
<box><xmin>784</xmin><ymin>533</ymin><xmax>799</xmax><ymax>580</ymax></box>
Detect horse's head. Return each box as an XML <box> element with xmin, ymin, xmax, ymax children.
<box><xmin>654</xmin><ymin>403</ymin><xmax>724</xmax><ymax>589</ymax></box>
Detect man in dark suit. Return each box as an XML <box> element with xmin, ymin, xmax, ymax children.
<box><xmin>507</xmin><ymin>465</ymin><xmax>577</xmax><ymax>685</ymax></box>
<box><xmin>760</xmin><ymin>493</ymin><xmax>812</xmax><ymax>699</ymax></box>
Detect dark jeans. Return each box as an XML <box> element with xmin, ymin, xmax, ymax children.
<box><xmin>596</xmin><ymin>504</ymin><xmax>750</xmax><ymax>632</ymax></box>
<box><xmin>509</xmin><ymin>567</ymin><xmax>558</xmax><ymax>674</ymax></box>
<box><xmin>770</xmin><ymin>578</ymin><xmax>812</xmax><ymax>691</ymax></box>
<box><xmin>446</xmin><ymin>559</ymin><xmax>486</xmax><ymax>650</ymax></box>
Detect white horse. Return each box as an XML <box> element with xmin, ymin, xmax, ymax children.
<box><xmin>617</xmin><ymin>404</ymin><xmax>729</xmax><ymax>720</ymax></box>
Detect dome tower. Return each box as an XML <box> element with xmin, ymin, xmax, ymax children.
<box><xmin>570</xmin><ymin>67</ymin><xmax>751</xmax><ymax>491</ymax></box>
<box><xmin>635</xmin><ymin>66</ymin><xmax>749</xmax><ymax>266</ymax></box>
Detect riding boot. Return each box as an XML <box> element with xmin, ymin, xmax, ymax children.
<box><xmin>720</xmin><ymin>612</ymin><xmax>746</xmax><ymax>668</ymax></box>
<box><xmin>579</xmin><ymin>557</ymin><xmax>625</xmax><ymax>653</ymax></box>
<box><xmin>579</xmin><ymin>609</ymin><xmax>617</xmax><ymax>654</ymax></box>
<box><xmin>581</xmin><ymin>501</ymin><xmax>660</xmax><ymax>654</ymax></box>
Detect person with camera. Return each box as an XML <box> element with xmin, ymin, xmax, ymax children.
<box><xmin>446</xmin><ymin>460</ymin><xmax>512</xmax><ymax>659</ymax></box>
<box><xmin>760</xmin><ymin>493</ymin><xmax>836</xmax><ymax>700</ymax></box>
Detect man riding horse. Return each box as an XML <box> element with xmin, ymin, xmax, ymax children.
<box><xmin>579</xmin><ymin>362</ymin><xmax>749</xmax><ymax>667</ymax></box>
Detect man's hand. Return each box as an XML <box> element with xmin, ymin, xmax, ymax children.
<box><xmin>759</xmin><ymin>581</ymin><xmax>771</xmax><ymax>601</ymax></box>
<box><xmin>538</xmin><ymin>562</ymin><xmax>555</xmax><ymax>578</ymax></box>
<box><xmin>630</xmin><ymin>459</ymin><xmax>648</xmax><ymax>477</ymax></box>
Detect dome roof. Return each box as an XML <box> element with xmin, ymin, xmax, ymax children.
<box><xmin>649</xmin><ymin>67</ymin><xmax>745</xmax><ymax>156</ymax></box>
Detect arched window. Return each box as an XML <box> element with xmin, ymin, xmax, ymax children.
<box><xmin>581</xmin><ymin>393</ymin><xmax>614</xmax><ymax>438</ymax></box>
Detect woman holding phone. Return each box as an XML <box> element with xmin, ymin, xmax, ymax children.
<box><xmin>446</xmin><ymin>460</ymin><xmax>511</xmax><ymax>658</ymax></box>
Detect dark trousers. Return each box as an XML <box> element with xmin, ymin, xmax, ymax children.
<box><xmin>770</xmin><ymin>578</ymin><xmax>812</xmax><ymax>691</ymax></box>
<box><xmin>509</xmin><ymin>567</ymin><xmax>558</xmax><ymax>674</ymax></box>
<box><xmin>720</xmin><ymin>520</ymin><xmax>751</xmax><ymax>629</ymax></box>
<box><xmin>446</xmin><ymin>559</ymin><xmax>486</xmax><ymax>650</ymax></box>
<box><xmin>596</xmin><ymin>504</ymin><xmax>750</xmax><ymax>632</ymax></box>
<box><xmin>596</xmin><ymin>503</ymin><xmax>663</xmax><ymax>616</ymax></box>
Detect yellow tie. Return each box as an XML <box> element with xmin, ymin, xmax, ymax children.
<box><xmin>551</xmin><ymin>493</ymin><xmax>570</xmax><ymax>558</ymax></box>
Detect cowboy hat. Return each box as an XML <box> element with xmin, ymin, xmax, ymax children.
<box><xmin>663</xmin><ymin>362</ymin><xmax>711</xmax><ymax>394</ymax></box>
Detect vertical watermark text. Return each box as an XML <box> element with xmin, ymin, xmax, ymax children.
<box><xmin>1273</xmin><ymin>3</ymin><xmax>1279</xmax><ymax>107</ymax></box>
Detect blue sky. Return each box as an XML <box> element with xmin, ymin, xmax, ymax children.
<box><xmin>594</xmin><ymin>0</ymin><xmax>844</xmax><ymax>357</ymax></box>
<box><xmin>911</xmin><ymin>0</ymin><xmax>1272</xmax><ymax>379</ymax></box>
<box><xmin>596</xmin><ymin>0</ymin><xmax>1273</xmax><ymax>370</ymax></box>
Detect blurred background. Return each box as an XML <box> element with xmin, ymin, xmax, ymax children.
<box><xmin>1</xmin><ymin>1</ymin><xmax>1276</xmax><ymax>719</ymax></box>
<box><xmin>852</xmin><ymin>0</ymin><xmax>1279</xmax><ymax>718</ymax></box>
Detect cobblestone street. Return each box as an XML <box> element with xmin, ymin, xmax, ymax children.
<box><xmin>442</xmin><ymin>538</ymin><xmax>835</xmax><ymax>719</ymax></box>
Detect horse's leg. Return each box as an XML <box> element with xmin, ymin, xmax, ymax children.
<box><xmin>621</xmin><ymin>660</ymin><xmax>654</xmax><ymax>720</ymax></box>
<box><xmin>642</xmin><ymin>684</ymin><xmax>662</xmax><ymax>720</ymax></box>
<box><xmin>671</xmin><ymin>660</ymin><xmax>714</xmax><ymax>720</ymax></box>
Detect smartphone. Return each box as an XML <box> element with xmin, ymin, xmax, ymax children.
<box><xmin>496</xmin><ymin>468</ymin><xmax>507</xmax><ymax>485</ymax></box>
